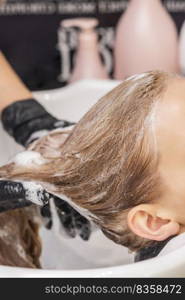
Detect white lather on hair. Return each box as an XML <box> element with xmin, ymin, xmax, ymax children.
<box><xmin>13</xmin><ymin>150</ymin><xmax>48</xmax><ymax>167</ymax></box>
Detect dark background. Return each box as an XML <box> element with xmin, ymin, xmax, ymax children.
<box><xmin>0</xmin><ymin>0</ymin><xmax>184</xmax><ymax>90</ymax></box>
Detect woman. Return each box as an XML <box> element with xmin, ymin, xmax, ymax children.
<box><xmin>1</xmin><ymin>52</ymin><xmax>185</xmax><ymax>263</ymax></box>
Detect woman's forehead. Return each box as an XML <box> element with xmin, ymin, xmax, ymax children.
<box><xmin>155</xmin><ymin>77</ymin><xmax>185</xmax><ymax>124</ymax></box>
<box><xmin>162</xmin><ymin>77</ymin><xmax>185</xmax><ymax>106</ymax></box>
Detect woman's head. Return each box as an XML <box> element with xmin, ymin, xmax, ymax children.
<box><xmin>1</xmin><ymin>70</ymin><xmax>183</xmax><ymax>251</ymax></box>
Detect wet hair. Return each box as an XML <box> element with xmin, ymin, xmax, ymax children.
<box><xmin>0</xmin><ymin>207</ymin><xmax>41</xmax><ymax>268</ymax></box>
<box><xmin>0</xmin><ymin>71</ymin><xmax>175</xmax><ymax>251</ymax></box>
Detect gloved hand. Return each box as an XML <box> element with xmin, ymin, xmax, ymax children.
<box><xmin>40</xmin><ymin>199</ymin><xmax>91</xmax><ymax>241</ymax></box>
<box><xmin>0</xmin><ymin>179</ymin><xmax>91</xmax><ymax>241</ymax></box>
<box><xmin>0</xmin><ymin>98</ymin><xmax>92</xmax><ymax>241</ymax></box>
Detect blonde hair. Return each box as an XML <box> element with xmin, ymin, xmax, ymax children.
<box><xmin>0</xmin><ymin>71</ymin><xmax>173</xmax><ymax>251</ymax></box>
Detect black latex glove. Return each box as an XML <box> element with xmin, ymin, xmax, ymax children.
<box><xmin>0</xmin><ymin>180</ymin><xmax>50</xmax><ymax>212</ymax></box>
<box><xmin>1</xmin><ymin>98</ymin><xmax>76</xmax><ymax>147</ymax></box>
<box><xmin>0</xmin><ymin>179</ymin><xmax>91</xmax><ymax>241</ymax></box>
<box><xmin>40</xmin><ymin>198</ymin><xmax>91</xmax><ymax>241</ymax></box>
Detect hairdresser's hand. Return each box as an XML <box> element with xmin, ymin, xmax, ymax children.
<box><xmin>0</xmin><ymin>179</ymin><xmax>91</xmax><ymax>241</ymax></box>
<box><xmin>0</xmin><ymin>179</ymin><xmax>50</xmax><ymax>213</ymax></box>
<box><xmin>41</xmin><ymin>198</ymin><xmax>91</xmax><ymax>241</ymax></box>
<box><xmin>0</xmin><ymin>52</ymin><xmax>32</xmax><ymax>111</ymax></box>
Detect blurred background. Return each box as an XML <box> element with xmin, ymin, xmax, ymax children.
<box><xmin>0</xmin><ymin>0</ymin><xmax>185</xmax><ymax>90</ymax></box>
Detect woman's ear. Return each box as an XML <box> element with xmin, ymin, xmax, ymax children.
<box><xmin>127</xmin><ymin>204</ymin><xmax>180</xmax><ymax>241</ymax></box>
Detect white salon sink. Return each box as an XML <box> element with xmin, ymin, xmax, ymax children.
<box><xmin>0</xmin><ymin>79</ymin><xmax>185</xmax><ymax>277</ymax></box>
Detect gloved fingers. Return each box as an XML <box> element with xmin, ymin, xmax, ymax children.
<box><xmin>40</xmin><ymin>197</ymin><xmax>76</xmax><ymax>237</ymax></box>
<box><xmin>0</xmin><ymin>179</ymin><xmax>92</xmax><ymax>241</ymax></box>
<box><xmin>0</xmin><ymin>180</ymin><xmax>50</xmax><ymax>213</ymax></box>
<box><xmin>54</xmin><ymin>197</ymin><xmax>77</xmax><ymax>238</ymax></box>
<box><xmin>54</xmin><ymin>197</ymin><xmax>92</xmax><ymax>241</ymax></box>
<box><xmin>72</xmin><ymin>209</ymin><xmax>91</xmax><ymax>241</ymax></box>
<box><xmin>1</xmin><ymin>98</ymin><xmax>76</xmax><ymax>147</ymax></box>
<box><xmin>0</xmin><ymin>180</ymin><xmax>31</xmax><ymax>213</ymax></box>
<box><xmin>40</xmin><ymin>203</ymin><xmax>53</xmax><ymax>229</ymax></box>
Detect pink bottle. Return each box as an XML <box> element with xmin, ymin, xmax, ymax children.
<box><xmin>114</xmin><ymin>0</ymin><xmax>179</xmax><ymax>80</ymax></box>
<box><xmin>61</xmin><ymin>18</ymin><xmax>109</xmax><ymax>83</ymax></box>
